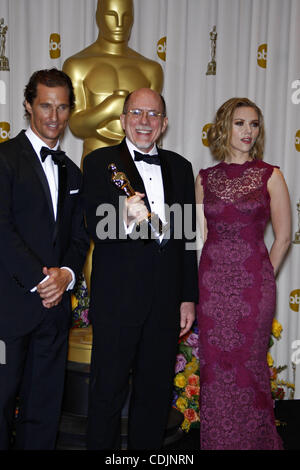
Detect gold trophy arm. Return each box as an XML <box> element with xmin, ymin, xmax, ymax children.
<box><xmin>63</xmin><ymin>66</ymin><xmax>128</xmax><ymax>140</ymax></box>
<box><xmin>145</xmin><ymin>62</ymin><xmax>164</xmax><ymax>94</ymax></box>
<box><xmin>69</xmin><ymin>91</ymin><xmax>128</xmax><ymax>139</ymax></box>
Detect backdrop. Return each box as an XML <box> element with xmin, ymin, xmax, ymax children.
<box><xmin>0</xmin><ymin>0</ymin><xmax>299</xmax><ymax>398</ymax></box>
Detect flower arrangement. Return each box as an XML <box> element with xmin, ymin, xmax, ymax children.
<box><xmin>268</xmin><ymin>318</ymin><xmax>295</xmax><ymax>400</ymax></box>
<box><xmin>70</xmin><ymin>275</ymin><xmax>295</xmax><ymax>431</ymax></box>
<box><xmin>173</xmin><ymin>317</ymin><xmax>295</xmax><ymax>433</ymax></box>
<box><xmin>173</xmin><ymin>322</ymin><xmax>200</xmax><ymax>432</ymax></box>
<box><xmin>71</xmin><ymin>273</ymin><xmax>90</xmax><ymax>328</ymax></box>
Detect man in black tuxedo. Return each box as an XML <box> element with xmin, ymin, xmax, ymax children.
<box><xmin>83</xmin><ymin>88</ymin><xmax>198</xmax><ymax>449</ymax></box>
<box><xmin>0</xmin><ymin>69</ymin><xmax>89</xmax><ymax>449</ymax></box>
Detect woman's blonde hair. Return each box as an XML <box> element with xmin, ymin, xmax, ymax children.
<box><xmin>207</xmin><ymin>97</ymin><xmax>265</xmax><ymax>161</ymax></box>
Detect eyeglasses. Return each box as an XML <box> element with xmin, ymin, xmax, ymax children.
<box><xmin>124</xmin><ymin>109</ymin><xmax>166</xmax><ymax>119</ymax></box>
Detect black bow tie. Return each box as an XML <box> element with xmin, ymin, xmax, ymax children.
<box><xmin>134</xmin><ymin>150</ymin><xmax>160</xmax><ymax>166</ymax></box>
<box><xmin>40</xmin><ymin>146</ymin><xmax>66</xmax><ymax>165</ymax></box>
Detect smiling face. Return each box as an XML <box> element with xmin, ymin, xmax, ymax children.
<box><xmin>229</xmin><ymin>106</ymin><xmax>260</xmax><ymax>159</ymax></box>
<box><xmin>120</xmin><ymin>88</ymin><xmax>168</xmax><ymax>152</ymax></box>
<box><xmin>25</xmin><ymin>83</ymin><xmax>70</xmax><ymax>148</ymax></box>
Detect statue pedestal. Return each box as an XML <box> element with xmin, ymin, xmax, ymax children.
<box><xmin>0</xmin><ymin>56</ymin><xmax>9</xmax><ymax>71</ymax></box>
<box><xmin>206</xmin><ymin>60</ymin><xmax>216</xmax><ymax>75</ymax></box>
<box><xmin>67</xmin><ymin>325</ymin><xmax>92</xmax><ymax>364</ymax></box>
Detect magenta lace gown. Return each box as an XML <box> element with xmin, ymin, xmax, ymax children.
<box><xmin>197</xmin><ymin>160</ymin><xmax>283</xmax><ymax>450</ymax></box>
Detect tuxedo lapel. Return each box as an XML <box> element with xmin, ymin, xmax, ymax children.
<box><xmin>18</xmin><ymin>131</ymin><xmax>55</xmax><ymax>220</ymax></box>
<box><xmin>158</xmin><ymin>149</ymin><xmax>173</xmax><ymax>209</ymax></box>
<box><xmin>157</xmin><ymin>149</ymin><xmax>174</xmax><ymax>246</ymax></box>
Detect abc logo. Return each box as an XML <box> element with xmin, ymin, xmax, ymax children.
<box><xmin>49</xmin><ymin>33</ymin><xmax>61</xmax><ymax>59</ymax></box>
<box><xmin>0</xmin><ymin>80</ymin><xmax>6</xmax><ymax>104</ymax></box>
<box><xmin>289</xmin><ymin>289</ymin><xmax>300</xmax><ymax>312</ymax></box>
<box><xmin>257</xmin><ymin>43</ymin><xmax>267</xmax><ymax>68</ymax></box>
<box><xmin>157</xmin><ymin>36</ymin><xmax>166</xmax><ymax>61</ymax></box>
<box><xmin>291</xmin><ymin>79</ymin><xmax>300</xmax><ymax>104</ymax></box>
<box><xmin>295</xmin><ymin>130</ymin><xmax>300</xmax><ymax>152</ymax></box>
<box><xmin>202</xmin><ymin>123</ymin><xmax>212</xmax><ymax>147</ymax></box>
<box><xmin>0</xmin><ymin>122</ymin><xmax>10</xmax><ymax>142</ymax></box>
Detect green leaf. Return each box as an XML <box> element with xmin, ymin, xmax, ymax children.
<box><xmin>179</xmin><ymin>344</ymin><xmax>193</xmax><ymax>362</ymax></box>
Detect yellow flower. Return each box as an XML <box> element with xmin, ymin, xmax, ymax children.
<box><xmin>287</xmin><ymin>382</ymin><xmax>295</xmax><ymax>390</ymax></box>
<box><xmin>71</xmin><ymin>294</ymin><xmax>79</xmax><ymax>310</ymax></box>
<box><xmin>181</xmin><ymin>418</ymin><xmax>191</xmax><ymax>432</ymax></box>
<box><xmin>267</xmin><ymin>352</ymin><xmax>274</xmax><ymax>367</ymax></box>
<box><xmin>183</xmin><ymin>359</ymin><xmax>199</xmax><ymax>378</ymax></box>
<box><xmin>174</xmin><ymin>373</ymin><xmax>187</xmax><ymax>388</ymax></box>
<box><xmin>176</xmin><ymin>397</ymin><xmax>188</xmax><ymax>412</ymax></box>
<box><xmin>272</xmin><ymin>318</ymin><xmax>282</xmax><ymax>339</ymax></box>
<box><xmin>270</xmin><ymin>381</ymin><xmax>277</xmax><ymax>391</ymax></box>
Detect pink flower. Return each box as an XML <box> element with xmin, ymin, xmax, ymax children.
<box><xmin>81</xmin><ymin>309</ymin><xmax>89</xmax><ymax>324</ymax></box>
<box><xmin>175</xmin><ymin>353</ymin><xmax>187</xmax><ymax>373</ymax></box>
<box><xmin>185</xmin><ymin>385</ymin><xmax>200</xmax><ymax>399</ymax></box>
<box><xmin>192</xmin><ymin>345</ymin><xmax>199</xmax><ymax>359</ymax></box>
<box><xmin>186</xmin><ymin>332</ymin><xmax>198</xmax><ymax>348</ymax></box>
<box><xmin>188</xmin><ymin>374</ymin><xmax>199</xmax><ymax>386</ymax></box>
<box><xmin>184</xmin><ymin>408</ymin><xmax>199</xmax><ymax>423</ymax></box>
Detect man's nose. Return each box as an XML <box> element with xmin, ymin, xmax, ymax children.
<box><xmin>50</xmin><ymin>107</ymin><xmax>59</xmax><ymax>120</ymax></box>
<box><xmin>140</xmin><ymin>110</ymin><xmax>150</xmax><ymax>123</ymax></box>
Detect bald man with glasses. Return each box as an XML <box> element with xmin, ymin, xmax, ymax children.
<box><xmin>83</xmin><ymin>88</ymin><xmax>198</xmax><ymax>450</ymax></box>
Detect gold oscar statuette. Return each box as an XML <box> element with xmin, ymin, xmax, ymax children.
<box><xmin>0</xmin><ymin>18</ymin><xmax>9</xmax><ymax>71</ymax></box>
<box><xmin>63</xmin><ymin>0</ymin><xmax>163</xmax><ymax>168</ymax></box>
<box><xmin>293</xmin><ymin>200</ymin><xmax>300</xmax><ymax>244</ymax></box>
<box><xmin>108</xmin><ymin>163</ymin><xmax>167</xmax><ymax>239</ymax></box>
<box><xmin>206</xmin><ymin>25</ymin><xmax>217</xmax><ymax>76</ymax></box>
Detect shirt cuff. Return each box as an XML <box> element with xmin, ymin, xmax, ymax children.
<box><xmin>30</xmin><ymin>268</ymin><xmax>75</xmax><ymax>293</ymax></box>
<box><xmin>61</xmin><ymin>267</ymin><xmax>76</xmax><ymax>290</ymax></box>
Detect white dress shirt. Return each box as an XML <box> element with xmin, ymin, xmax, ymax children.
<box><xmin>26</xmin><ymin>127</ymin><xmax>59</xmax><ymax>218</ymax></box>
<box><xmin>25</xmin><ymin>128</ymin><xmax>75</xmax><ymax>291</ymax></box>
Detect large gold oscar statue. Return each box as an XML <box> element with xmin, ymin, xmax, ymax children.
<box><xmin>63</xmin><ymin>0</ymin><xmax>163</xmax><ymax>363</ymax></box>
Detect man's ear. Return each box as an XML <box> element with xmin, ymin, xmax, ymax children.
<box><xmin>24</xmin><ymin>100</ymin><xmax>32</xmax><ymax>116</ymax></box>
<box><xmin>120</xmin><ymin>113</ymin><xmax>125</xmax><ymax>131</ymax></box>
<box><xmin>162</xmin><ymin>116</ymin><xmax>168</xmax><ymax>134</ymax></box>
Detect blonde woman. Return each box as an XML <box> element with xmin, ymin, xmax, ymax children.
<box><xmin>196</xmin><ymin>97</ymin><xmax>291</xmax><ymax>450</ymax></box>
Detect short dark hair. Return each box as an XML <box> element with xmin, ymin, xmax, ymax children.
<box><xmin>23</xmin><ymin>68</ymin><xmax>75</xmax><ymax>117</ymax></box>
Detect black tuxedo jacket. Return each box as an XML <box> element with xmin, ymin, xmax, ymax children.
<box><xmin>83</xmin><ymin>139</ymin><xmax>198</xmax><ymax>329</ymax></box>
<box><xmin>0</xmin><ymin>131</ymin><xmax>89</xmax><ymax>336</ymax></box>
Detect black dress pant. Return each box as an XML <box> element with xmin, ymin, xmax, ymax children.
<box><xmin>0</xmin><ymin>308</ymin><xmax>69</xmax><ymax>450</ymax></box>
<box><xmin>87</xmin><ymin>311</ymin><xmax>180</xmax><ymax>450</ymax></box>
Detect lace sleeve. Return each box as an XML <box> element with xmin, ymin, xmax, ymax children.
<box><xmin>199</xmin><ymin>168</ymin><xmax>208</xmax><ymax>190</ymax></box>
<box><xmin>260</xmin><ymin>162</ymin><xmax>280</xmax><ymax>189</ymax></box>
